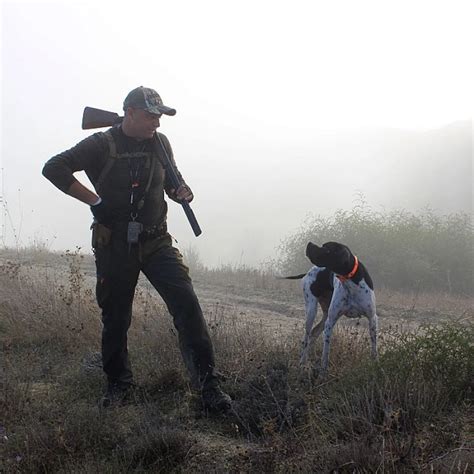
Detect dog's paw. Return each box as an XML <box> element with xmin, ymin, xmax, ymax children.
<box><xmin>299</xmin><ymin>354</ymin><xmax>310</xmax><ymax>367</ymax></box>
<box><xmin>317</xmin><ymin>366</ymin><xmax>329</xmax><ymax>380</ymax></box>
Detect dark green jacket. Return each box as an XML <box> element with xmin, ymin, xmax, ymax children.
<box><xmin>42</xmin><ymin>126</ymin><xmax>185</xmax><ymax>229</ymax></box>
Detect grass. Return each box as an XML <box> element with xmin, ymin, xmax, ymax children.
<box><xmin>276</xmin><ymin>203</ymin><xmax>474</xmax><ymax>295</ymax></box>
<box><xmin>1</xmin><ymin>249</ymin><xmax>473</xmax><ymax>472</ymax></box>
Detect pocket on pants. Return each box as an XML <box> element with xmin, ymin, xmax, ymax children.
<box><xmin>95</xmin><ymin>245</ymin><xmax>112</xmax><ymax>308</ymax></box>
<box><xmin>91</xmin><ymin>223</ymin><xmax>112</xmax><ymax>249</ymax></box>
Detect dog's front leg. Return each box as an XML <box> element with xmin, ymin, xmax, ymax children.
<box><xmin>320</xmin><ymin>301</ymin><xmax>344</xmax><ymax>375</ymax></box>
<box><xmin>368</xmin><ymin>310</ymin><xmax>378</xmax><ymax>359</ymax></box>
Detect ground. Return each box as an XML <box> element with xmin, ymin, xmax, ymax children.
<box><xmin>1</xmin><ymin>250</ymin><xmax>473</xmax><ymax>472</ymax></box>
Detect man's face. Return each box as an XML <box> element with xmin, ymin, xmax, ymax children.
<box><xmin>126</xmin><ymin>107</ymin><xmax>161</xmax><ymax>139</ymax></box>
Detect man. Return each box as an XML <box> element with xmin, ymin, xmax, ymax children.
<box><xmin>42</xmin><ymin>86</ymin><xmax>231</xmax><ymax>412</ymax></box>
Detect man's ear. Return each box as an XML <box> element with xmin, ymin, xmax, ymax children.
<box><xmin>124</xmin><ymin>107</ymin><xmax>135</xmax><ymax>119</ymax></box>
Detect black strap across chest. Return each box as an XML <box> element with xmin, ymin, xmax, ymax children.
<box><xmin>95</xmin><ymin>130</ymin><xmax>157</xmax><ymax>201</ymax></box>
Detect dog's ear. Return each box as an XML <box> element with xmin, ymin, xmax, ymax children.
<box><xmin>320</xmin><ymin>243</ymin><xmax>331</xmax><ymax>254</ymax></box>
<box><xmin>322</xmin><ymin>242</ymin><xmax>336</xmax><ymax>254</ymax></box>
<box><xmin>328</xmin><ymin>243</ymin><xmax>352</xmax><ymax>266</ymax></box>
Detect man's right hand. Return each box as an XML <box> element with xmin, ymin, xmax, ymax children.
<box><xmin>90</xmin><ymin>198</ymin><xmax>109</xmax><ymax>223</ymax></box>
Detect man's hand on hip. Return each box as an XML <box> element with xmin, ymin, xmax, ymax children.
<box><xmin>90</xmin><ymin>197</ymin><xmax>110</xmax><ymax>223</ymax></box>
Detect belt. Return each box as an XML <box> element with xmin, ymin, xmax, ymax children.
<box><xmin>139</xmin><ymin>222</ymin><xmax>168</xmax><ymax>241</ymax></box>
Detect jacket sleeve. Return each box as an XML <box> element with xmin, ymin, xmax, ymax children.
<box><xmin>42</xmin><ymin>133</ymin><xmax>107</xmax><ymax>193</ymax></box>
<box><xmin>158</xmin><ymin>133</ymin><xmax>191</xmax><ymax>202</ymax></box>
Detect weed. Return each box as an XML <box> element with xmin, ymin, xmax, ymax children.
<box><xmin>1</xmin><ymin>249</ymin><xmax>472</xmax><ymax>472</ymax></box>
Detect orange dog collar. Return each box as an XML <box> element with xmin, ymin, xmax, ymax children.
<box><xmin>337</xmin><ymin>256</ymin><xmax>359</xmax><ymax>282</ymax></box>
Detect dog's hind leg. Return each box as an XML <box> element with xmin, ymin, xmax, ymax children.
<box><xmin>304</xmin><ymin>294</ymin><xmax>331</xmax><ymax>358</ymax></box>
<box><xmin>314</xmin><ymin>294</ymin><xmax>331</xmax><ymax>340</ymax></box>
<box><xmin>300</xmin><ymin>279</ymin><xmax>318</xmax><ymax>366</ymax></box>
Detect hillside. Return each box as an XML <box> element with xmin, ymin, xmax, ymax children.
<box><xmin>1</xmin><ymin>250</ymin><xmax>473</xmax><ymax>472</ymax></box>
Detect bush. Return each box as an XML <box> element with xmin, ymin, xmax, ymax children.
<box><xmin>1</xmin><ymin>248</ymin><xmax>472</xmax><ymax>472</ymax></box>
<box><xmin>317</xmin><ymin>323</ymin><xmax>473</xmax><ymax>436</ymax></box>
<box><xmin>276</xmin><ymin>202</ymin><xmax>473</xmax><ymax>294</ymax></box>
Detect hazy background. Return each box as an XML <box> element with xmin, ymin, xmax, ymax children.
<box><xmin>1</xmin><ymin>0</ymin><xmax>472</xmax><ymax>267</ymax></box>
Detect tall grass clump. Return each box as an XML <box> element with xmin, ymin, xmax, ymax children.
<box><xmin>303</xmin><ymin>322</ymin><xmax>473</xmax><ymax>470</ymax></box>
<box><xmin>277</xmin><ymin>201</ymin><xmax>473</xmax><ymax>295</ymax></box>
<box><xmin>0</xmin><ymin>250</ymin><xmax>196</xmax><ymax>473</ymax></box>
<box><xmin>1</xmin><ymin>244</ymin><xmax>472</xmax><ymax>472</ymax></box>
<box><xmin>318</xmin><ymin>323</ymin><xmax>473</xmax><ymax>432</ymax></box>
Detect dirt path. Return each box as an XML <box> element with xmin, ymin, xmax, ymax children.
<box><xmin>191</xmin><ymin>278</ymin><xmax>473</xmax><ymax>335</ymax></box>
<box><xmin>3</xmin><ymin>255</ymin><xmax>472</xmax><ymax>335</ymax></box>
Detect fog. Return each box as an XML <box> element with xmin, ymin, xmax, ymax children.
<box><xmin>1</xmin><ymin>0</ymin><xmax>472</xmax><ymax>266</ymax></box>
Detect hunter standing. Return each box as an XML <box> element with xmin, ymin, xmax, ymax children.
<box><xmin>42</xmin><ymin>86</ymin><xmax>231</xmax><ymax>411</ymax></box>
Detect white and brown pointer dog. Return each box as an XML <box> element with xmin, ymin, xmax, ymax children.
<box><xmin>284</xmin><ymin>242</ymin><xmax>377</xmax><ymax>374</ymax></box>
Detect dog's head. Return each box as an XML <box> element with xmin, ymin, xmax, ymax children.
<box><xmin>305</xmin><ymin>241</ymin><xmax>353</xmax><ymax>274</ymax></box>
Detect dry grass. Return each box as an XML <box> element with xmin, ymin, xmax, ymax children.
<box><xmin>1</xmin><ymin>249</ymin><xmax>473</xmax><ymax>472</ymax></box>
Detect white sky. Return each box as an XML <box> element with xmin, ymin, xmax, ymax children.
<box><xmin>1</xmin><ymin>0</ymin><xmax>473</xmax><ymax>266</ymax></box>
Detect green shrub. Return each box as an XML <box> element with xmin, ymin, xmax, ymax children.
<box><xmin>277</xmin><ymin>202</ymin><xmax>473</xmax><ymax>294</ymax></box>
<box><xmin>316</xmin><ymin>323</ymin><xmax>473</xmax><ymax>438</ymax></box>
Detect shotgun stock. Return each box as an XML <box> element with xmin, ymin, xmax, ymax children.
<box><xmin>82</xmin><ymin>107</ymin><xmax>123</xmax><ymax>129</ymax></box>
<box><xmin>81</xmin><ymin>107</ymin><xmax>202</xmax><ymax>237</ymax></box>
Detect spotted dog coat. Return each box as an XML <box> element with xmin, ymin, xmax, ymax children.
<box><xmin>284</xmin><ymin>242</ymin><xmax>377</xmax><ymax>374</ymax></box>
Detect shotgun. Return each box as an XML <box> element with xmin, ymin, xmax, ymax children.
<box><xmin>82</xmin><ymin>106</ymin><xmax>202</xmax><ymax>237</ymax></box>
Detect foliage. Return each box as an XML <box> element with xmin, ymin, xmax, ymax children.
<box><xmin>276</xmin><ymin>201</ymin><xmax>474</xmax><ymax>294</ymax></box>
<box><xmin>1</xmin><ymin>250</ymin><xmax>472</xmax><ymax>472</ymax></box>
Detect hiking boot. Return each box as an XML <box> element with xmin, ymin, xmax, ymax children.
<box><xmin>99</xmin><ymin>382</ymin><xmax>135</xmax><ymax>408</ymax></box>
<box><xmin>202</xmin><ymin>384</ymin><xmax>232</xmax><ymax>413</ymax></box>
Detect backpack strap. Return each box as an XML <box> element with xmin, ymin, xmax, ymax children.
<box><xmin>136</xmin><ymin>151</ymin><xmax>157</xmax><ymax>211</ymax></box>
<box><xmin>96</xmin><ymin>129</ymin><xmax>158</xmax><ymax>209</ymax></box>
<box><xmin>95</xmin><ymin>130</ymin><xmax>117</xmax><ymax>195</ymax></box>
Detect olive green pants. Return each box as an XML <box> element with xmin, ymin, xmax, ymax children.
<box><xmin>94</xmin><ymin>232</ymin><xmax>216</xmax><ymax>388</ymax></box>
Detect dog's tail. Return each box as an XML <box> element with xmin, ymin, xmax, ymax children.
<box><xmin>276</xmin><ymin>273</ymin><xmax>307</xmax><ymax>280</ymax></box>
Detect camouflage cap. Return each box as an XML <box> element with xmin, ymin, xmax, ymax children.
<box><xmin>123</xmin><ymin>86</ymin><xmax>176</xmax><ymax>116</ymax></box>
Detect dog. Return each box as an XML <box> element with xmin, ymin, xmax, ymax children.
<box><xmin>283</xmin><ymin>241</ymin><xmax>378</xmax><ymax>374</ymax></box>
